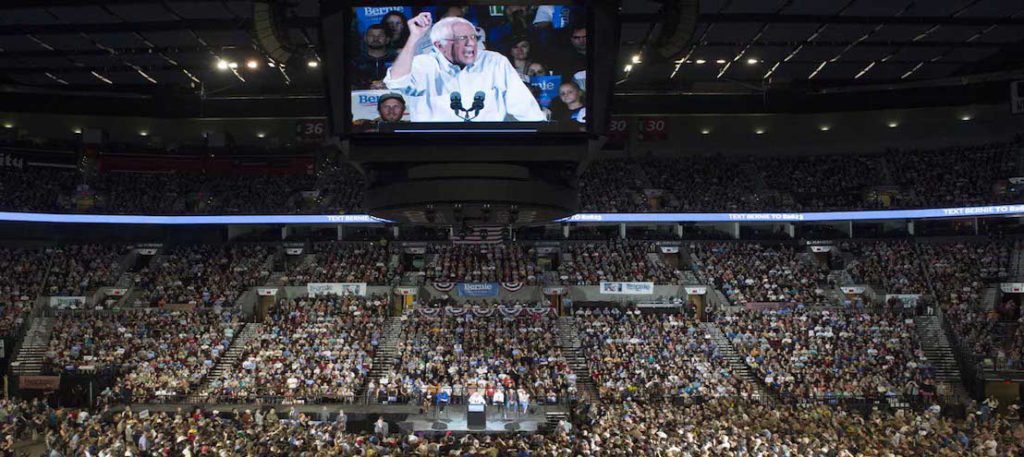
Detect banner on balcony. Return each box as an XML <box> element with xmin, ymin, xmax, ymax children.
<box><xmin>49</xmin><ymin>296</ymin><xmax>86</xmax><ymax>308</ymax></box>
<box><xmin>285</xmin><ymin>248</ymin><xmax>304</xmax><ymax>256</ymax></box>
<box><xmin>432</xmin><ymin>282</ymin><xmax>455</xmax><ymax>293</ymax></box>
<box><xmin>684</xmin><ymin>286</ymin><xmax>707</xmax><ymax>295</ymax></box>
<box><xmin>999</xmin><ymin>283</ymin><xmax>1024</xmax><ymax>293</ymax></box>
<box><xmin>885</xmin><ymin>294</ymin><xmax>920</xmax><ymax>308</ymax></box>
<box><xmin>107</xmin><ymin>288</ymin><xmax>128</xmax><ymax>296</ymax></box>
<box><xmin>810</xmin><ymin>246</ymin><xmax>832</xmax><ymax>253</ymax></box>
<box><xmin>395</xmin><ymin>286</ymin><xmax>418</xmax><ymax>296</ymax></box>
<box><xmin>457</xmin><ymin>283</ymin><xmax>499</xmax><ymax>298</ymax></box>
<box><xmin>19</xmin><ymin>375</ymin><xmax>60</xmax><ymax>391</ymax></box>
<box><xmin>307</xmin><ymin>283</ymin><xmax>367</xmax><ymax>297</ymax></box>
<box><xmin>841</xmin><ymin>286</ymin><xmax>866</xmax><ymax>294</ymax></box>
<box><xmin>257</xmin><ymin>288</ymin><xmax>279</xmax><ymax>296</ymax></box>
<box><xmin>501</xmin><ymin>282</ymin><xmax>524</xmax><ymax>292</ymax></box>
<box><xmin>417</xmin><ymin>305</ymin><xmax>554</xmax><ymax>317</ymax></box>
<box><xmin>659</xmin><ymin>246</ymin><xmax>680</xmax><ymax>254</ymax></box>
<box><xmin>599</xmin><ymin>281</ymin><xmax>654</xmax><ymax>295</ymax></box>
<box><xmin>543</xmin><ymin>287</ymin><xmax>567</xmax><ymax>296</ymax></box>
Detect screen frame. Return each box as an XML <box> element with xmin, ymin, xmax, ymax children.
<box><xmin>324</xmin><ymin>0</ymin><xmax>595</xmax><ymax>140</ymax></box>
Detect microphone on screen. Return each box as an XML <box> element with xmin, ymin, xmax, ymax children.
<box><xmin>470</xmin><ymin>91</ymin><xmax>485</xmax><ymax>116</ymax></box>
<box><xmin>450</xmin><ymin>91</ymin><xmax>464</xmax><ymax>116</ymax></box>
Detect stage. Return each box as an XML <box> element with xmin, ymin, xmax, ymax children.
<box><xmin>398</xmin><ymin>404</ymin><xmax>554</xmax><ymax>434</ymax></box>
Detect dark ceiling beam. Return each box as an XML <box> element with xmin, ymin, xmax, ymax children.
<box><xmin>0</xmin><ymin>39</ymin><xmax>1003</xmax><ymax>60</ymax></box>
<box><xmin>0</xmin><ymin>17</ymin><xmax>320</xmax><ymax>36</ymax></box>
<box><xmin>621</xmin><ymin>12</ymin><xmax>1024</xmax><ymax>26</ymax></box>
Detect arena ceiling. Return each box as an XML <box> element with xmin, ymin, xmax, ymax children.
<box><xmin>0</xmin><ymin>0</ymin><xmax>1021</xmax><ymax>106</ymax></box>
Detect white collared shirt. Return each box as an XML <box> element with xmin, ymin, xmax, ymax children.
<box><xmin>384</xmin><ymin>49</ymin><xmax>545</xmax><ymax>123</ymax></box>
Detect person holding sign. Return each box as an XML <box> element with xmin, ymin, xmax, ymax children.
<box><xmin>383</xmin><ymin>13</ymin><xmax>545</xmax><ymax>122</ymax></box>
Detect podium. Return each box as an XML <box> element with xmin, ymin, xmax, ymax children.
<box><xmin>467</xmin><ymin>403</ymin><xmax>486</xmax><ymax>429</ymax></box>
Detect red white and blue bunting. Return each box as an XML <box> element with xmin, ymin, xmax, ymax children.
<box><xmin>416</xmin><ymin>306</ymin><xmax>553</xmax><ymax>317</ymax></box>
<box><xmin>501</xmin><ymin>281</ymin><xmax>524</xmax><ymax>292</ymax></box>
<box><xmin>432</xmin><ymin>282</ymin><xmax>455</xmax><ymax>293</ymax></box>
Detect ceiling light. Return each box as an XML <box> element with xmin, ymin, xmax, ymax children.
<box><xmin>695</xmin><ymin>59</ymin><xmax>706</xmax><ymax>64</ymax></box>
<box><xmin>624</xmin><ymin>64</ymin><xmax>633</xmax><ymax>72</ymax></box>
<box><xmin>246</xmin><ymin>60</ymin><xmax>259</xmax><ymax>69</ymax></box>
<box><xmin>72</xmin><ymin>128</ymin><xmax>82</xmax><ymax>134</ymax></box>
<box><xmin>257</xmin><ymin>132</ymin><xmax>266</xmax><ymax>138</ymax></box>
<box><xmin>960</xmin><ymin>114</ymin><xmax>972</xmax><ymax>121</ymax></box>
<box><xmin>747</xmin><ymin>58</ymin><xmax>759</xmax><ymax>65</ymax></box>
<box><xmin>700</xmin><ymin>129</ymin><xmax>711</xmax><ymax>135</ymax></box>
<box><xmin>631</xmin><ymin>54</ymin><xmax>642</xmax><ymax>64</ymax></box>
<box><xmin>2</xmin><ymin>122</ymin><xmax>13</xmax><ymax>129</ymax></box>
<box><xmin>887</xmin><ymin>121</ymin><xmax>899</xmax><ymax>128</ymax></box>
<box><xmin>216</xmin><ymin>60</ymin><xmax>229</xmax><ymax>70</ymax></box>
<box><xmin>716</xmin><ymin>59</ymin><xmax>726</xmax><ymax>64</ymax></box>
<box><xmin>228</xmin><ymin>62</ymin><xmax>239</xmax><ymax>69</ymax></box>
<box><xmin>819</xmin><ymin>125</ymin><xmax>831</xmax><ymax>131</ymax></box>
<box><xmin>755</xmin><ymin>129</ymin><xmax>765</xmax><ymax>135</ymax></box>
<box><xmin>307</xmin><ymin>60</ymin><xmax>319</xmax><ymax>68</ymax></box>
<box><xmin>139</xmin><ymin>131</ymin><xmax>149</xmax><ymax>137</ymax></box>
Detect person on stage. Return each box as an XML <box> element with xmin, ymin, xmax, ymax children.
<box><xmin>383</xmin><ymin>13</ymin><xmax>545</xmax><ymax>122</ymax></box>
<box><xmin>436</xmin><ymin>387</ymin><xmax>451</xmax><ymax>417</ymax></box>
<box><xmin>492</xmin><ymin>386</ymin><xmax>506</xmax><ymax>419</ymax></box>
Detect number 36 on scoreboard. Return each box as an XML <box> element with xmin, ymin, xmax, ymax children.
<box><xmin>637</xmin><ymin>116</ymin><xmax>668</xmax><ymax>142</ymax></box>
<box><xmin>295</xmin><ymin>119</ymin><xmax>327</xmax><ymax>142</ymax></box>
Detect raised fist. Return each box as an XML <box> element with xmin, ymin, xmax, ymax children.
<box><xmin>408</xmin><ymin>12</ymin><xmax>432</xmax><ymax>40</ymax></box>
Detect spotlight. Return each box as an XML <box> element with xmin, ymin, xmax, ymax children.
<box><xmin>216</xmin><ymin>60</ymin><xmax>228</xmax><ymax>70</ymax></box>
<box><xmin>139</xmin><ymin>131</ymin><xmax>149</xmax><ymax>137</ymax></box>
<box><xmin>716</xmin><ymin>59</ymin><xmax>726</xmax><ymax>64</ymax></box>
<box><xmin>246</xmin><ymin>60</ymin><xmax>259</xmax><ymax>69</ymax></box>
<box><xmin>228</xmin><ymin>62</ymin><xmax>239</xmax><ymax>69</ymax></box>
<box><xmin>624</xmin><ymin>64</ymin><xmax>633</xmax><ymax>72</ymax></box>
<box><xmin>631</xmin><ymin>54</ymin><xmax>642</xmax><ymax>64</ymax></box>
<box><xmin>307</xmin><ymin>60</ymin><xmax>319</xmax><ymax>68</ymax></box>
<box><xmin>72</xmin><ymin>128</ymin><xmax>82</xmax><ymax>134</ymax></box>
<box><xmin>887</xmin><ymin>121</ymin><xmax>899</xmax><ymax>128</ymax></box>
<box><xmin>746</xmin><ymin>58</ymin><xmax>759</xmax><ymax>65</ymax></box>
<box><xmin>755</xmin><ymin>129</ymin><xmax>765</xmax><ymax>135</ymax></box>
<box><xmin>700</xmin><ymin>129</ymin><xmax>711</xmax><ymax>135</ymax></box>
<box><xmin>819</xmin><ymin>125</ymin><xmax>831</xmax><ymax>131</ymax></box>
<box><xmin>960</xmin><ymin>114</ymin><xmax>972</xmax><ymax>121</ymax></box>
<box><xmin>695</xmin><ymin>59</ymin><xmax>706</xmax><ymax>64</ymax></box>
<box><xmin>257</xmin><ymin>132</ymin><xmax>266</xmax><ymax>138</ymax></box>
<box><xmin>2</xmin><ymin>122</ymin><xmax>13</xmax><ymax>129</ymax></box>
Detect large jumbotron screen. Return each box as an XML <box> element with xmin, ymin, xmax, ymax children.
<box><xmin>341</xmin><ymin>3</ymin><xmax>590</xmax><ymax>135</ymax></box>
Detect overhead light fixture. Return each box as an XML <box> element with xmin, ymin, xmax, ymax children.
<box><xmin>631</xmin><ymin>54</ymin><xmax>642</xmax><ymax>64</ymax></box>
<box><xmin>72</xmin><ymin>128</ymin><xmax>82</xmax><ymax>134</ymax></box>
<box><xmin>624</xmin><ymin>64</ymin><xmax>633</xmax><ymax>72</ymax></box>
<box><xmin>960</xmin><ymin>114</ymin><xmax>972</xmax><ymax>121</ymax></box>
<box><xmin>2</xmin><ymin>122</ymin><xmax>13</xmax><ymax>129</ymax></box>
<box><xmin>139</xmin><ymin>130</ymin><xmax>149</xmax><ymax>137</ymax></box>
<box><xmin>307</xmin><ymin>60</ymin><xmax>319</xmax><ymax>68</ymax></box>
<box><xmin>695</xmin><ymin>59</ymin><xmax>706</xmax><ymax>65</ymax></box>
<box><xmin>700</xmin><ymin>128</ymin><xmax>711</xmax><ymax>135</ymax></box>
<box><xmin>755</xmin><ymin>128</ymin><xmax>766</xmax><ymax>135</ymax></box>
<box><xmin>228</xmin><ymin>62</ymin><xmax>239</xmax><ymax>69</ymax></box>
<box><xmin>257</xmin><ymin>132</ymin><xmax>266</xmax><ymax>138</ymax></box>
<box><xmin>819</xmin><ymin>125</ymin><xmax>831</xmax><ymax>131</ymax></box>
<box><xmin>716</xmin><ymin>59</ymin><xmax>726</xmax><ymax>64</ymax></box>
<box><xmin>746</xmin><ymin>58</ymin><xmax>759</xmax><ymax>65</ymax></box>
<box><xmin>246</xmin><ymin>60</ymin><xmax>259</xmax><ymax>69</ymax></box>
<box><xmin>216</xmin><ymin>60</ymin><xmax>229</xmax><ymax>70</ymax></box>
<box><xmin>887</xmin><ymin>121</ymin><xmax>899</xmax><ymax>128</ymax></box>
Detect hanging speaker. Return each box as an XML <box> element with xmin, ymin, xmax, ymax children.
<box><xmin>646</xmin><ymin>0</ymin><xmax>699</xmax><ymax>61</ymax></box>
<box><xmin>253</xmin><ymin>1</ymin><xmax>295</xmax><ymax>65</ymax></box>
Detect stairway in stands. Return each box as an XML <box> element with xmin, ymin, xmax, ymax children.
<box><xmin>199</xmin><ymin>323</ymin><xmax>260</xmax><ymax>393</ymax></box>
<box><xmin>11</xmin><ymin>317</ymin><xmax>55</xmax><ymax>375</ymax></box>
<box><xmin>700</xmin><ymin>322</ymin><xmax>776</xmax><ymax>402</ymax></box>
<box><xmin>914</xmin><ymin>314</ymin><xmax>970</xmax><ymax>401</ymax></box>
<box><xmin>556</xmin><ymin>316</ymin><xmax>598</xmax><ymax>403</ymax></box>
<box><xmin>363</xmin><ymin>316</ymin><xmax>404</xmax><ymax>401</ymax></box>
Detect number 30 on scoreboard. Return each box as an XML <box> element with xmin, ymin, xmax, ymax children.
<box><xmin>638</xmin><ymin>117</ymin><xmax>668</xmax><ymax>142</ymax></box>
